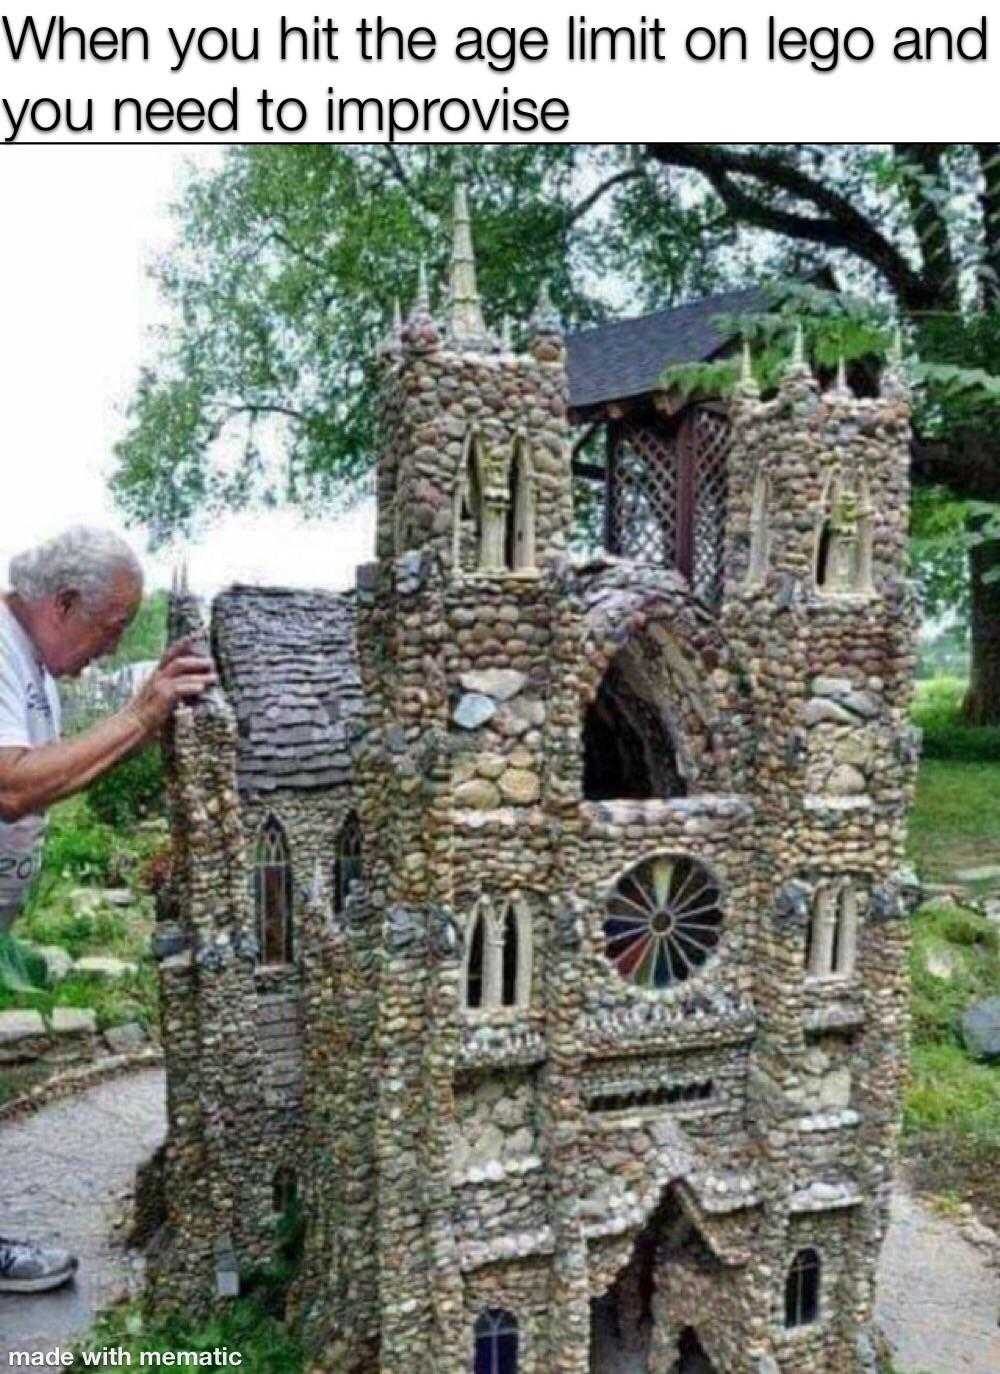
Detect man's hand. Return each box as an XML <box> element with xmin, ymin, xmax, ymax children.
<box><xmin>128</xmin><ymin>636</ymin><xmax>218</xmax><ymax>737</ymax></box>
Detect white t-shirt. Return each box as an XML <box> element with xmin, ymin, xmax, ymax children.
<box><xmin>0</xmin><ymin>600</ymin><xmax>60</xmax><ymax>932</ymax></box>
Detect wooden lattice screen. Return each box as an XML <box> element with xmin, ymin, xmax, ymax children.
<box><xmin>606</xmin><ymin>406</ymin><xmax>731</xmax><ymax>606</ymax></box>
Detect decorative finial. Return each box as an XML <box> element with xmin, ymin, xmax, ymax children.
<box><xmin>393</xmin><ymin>297</ymin><xmax>402</xmax><ymax>333</ymax></box>
<box><xmin>835</xmin><ymin>355</ymin><xmax>849</xmax><ymax>394</ymax></box>
<box><xmin>880</xmin><ymin>321</ymin><xmax>911</xmax><ymax>400</ymax></box>
<box><xmin>179</xmin><ymin>559</ymin><xmax>190</xmax><ymax>596</ymax></box>
<box><xmin>888</xmin><ymin>323</ymin><xmax>903</xmax><ymax>365</ymax></box>
<box><xmin>170</xmin><ymin>565</ymin><xmax>179</xmax><ymax>595</ymax></box>
<box><xmin>501</xmin><ymin>315</ymin><xmax>514</xmax><ymax>354</ymax></box>
<box><xmin>738</xmin><ymin>338</ymin><xmax>760</xmax><ymax>398</ymax></box>
<box><xmin>446</xmin><ymin>182</ymin><xmax>493</xmax><ymax>351</ymax></box>
<box><xmin>782</xmin><ymin>321</ymin><xmax>814</xmax><ymax>383</ymax></box>
<box><xmin>401</xmin><ymin>258</ymin><xmax>441</xmax><ymax>354</ymax></box>
<box><xmin>415</xmin><ymin>258</ymin><xmax>429</xmax><ymax>310</ymax></box>
<box><xmin>529</xmin><ymin>281</ymin><xmax>564</xmax><ymax>362</ymax></box>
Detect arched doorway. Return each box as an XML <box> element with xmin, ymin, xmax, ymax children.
<box><xmin>675</xmin><ymin>1327</ymin><xmax>716</xmax><ymax>1374</ymax></box>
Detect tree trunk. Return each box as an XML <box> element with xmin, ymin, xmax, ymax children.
<box><xmin>963</xmin><ymin>517</ymin><xmax>1000</xmax><ymax>725</ymax></box>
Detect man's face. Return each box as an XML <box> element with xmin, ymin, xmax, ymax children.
<box><xmin>42</xmin><ymin>569</ymin><xmax>143</xmax><ymax>678</ymax></box>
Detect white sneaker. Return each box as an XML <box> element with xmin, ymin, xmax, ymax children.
<box><xmin>0</xmin><ymin>1236</ymin><xmax>78</xmax><ymax>1293</ymax></box>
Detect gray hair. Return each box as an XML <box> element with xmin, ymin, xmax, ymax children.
<box><xmin>9</xmin><ymin>526</ymin><xmax>143</xmax><ymax>609</ymax></box>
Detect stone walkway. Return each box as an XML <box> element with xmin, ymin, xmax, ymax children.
<box><xmin>0</xmin><ymin>1071</ymin><xmax>996</xmax><ymax>1371</ymax></box>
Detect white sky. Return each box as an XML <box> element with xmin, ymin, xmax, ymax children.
<box><xmin>0</xmin><ymin>147</ymin><xmax>374</xmax><ymax>596</ymax></box>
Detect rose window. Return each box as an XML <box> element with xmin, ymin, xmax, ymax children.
<box><xmin>604</xmin><ymin>855</ymin><xmax>724</xmax><ymax>989</ymax></box>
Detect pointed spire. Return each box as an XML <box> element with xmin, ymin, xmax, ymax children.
<box><xmin>529</xmin><ymin>280</ymin><xmax>564</xmax><ymax>362</ymax></box>
<box><xmin>446</xmin><ymin>182</ymin><xmax>493</xmax><ymax>351</ymax></box>
<box><xmin>834</xmin><ymin>355</ymin><xmax>849</xmax><ymax>394</ymax></box>
<box><xmin>738</xmin><ymin>338</ymin><xmax>760</xmax><ymax>398</ymax></box>
<box><xmin>179</xmin><ymin>559</ymin><xmax>190</xmax><ymax>596</ymax></box>
<box><xmin>393</xmin><ymin>296</ymin><xmax>402</xmax><ymax>333</ymax></box>
<box><xmin>501</xmin><ymin>315</ymin><xmax>514</xmax><ymax>354</ymax></box>
<box><xmin>170</xmin><ymin>565</ymin><xmax>179</xmax><ymax>595</ymax></box>
<box><xmin>782</xmin><ymin>321</ymin><xmax>814</xmax><ymax>384</ymax></box>
<box><xmin>881</xmin><ymin>321</ymin><xmax>911</xmax><ymax>400</ymax></box>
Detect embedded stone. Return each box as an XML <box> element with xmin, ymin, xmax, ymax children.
<box><xmin>819</xmin><ymin>1069</ymin><xmax>852</xmax><ymax>1110</ymax></box>
<box><xmin>468</xmin><ymin>1124</ymin><xmax>505</xmax><ymax>1166</ymax></box>
<box><xmin>475</xmin><ymin>752</ymin><xmax>507</xmax><ymax>781</ymax></box>
<box><xmin>51</xmin><ymin>1007</ymin><xmax>98</xmax><ymax>1037</ymax></box>
<box><xmin>0</xmin><ymin>1010</ymin><xmax>46</xmax><ymax>1045</ymax></box>
<box><xmin>803</xmin><ymin>699</ymin><xmax>856</xmax><ymax>727</ymax></box>
<box><xmin>104</xmin><ymin>1021</ymin><xmax>148</xmax><ymax>1054</ymax></box>
<box><xmin>504</xmin><ymin>1127</ymin><xmax>535</xmax><ymax>1159</ymax></box>
<box><xmin>73</xmin><ymin>956</ymin><xmax>138</xmax><ymax>980</ymax></box>
<box><xmin>498</xmin><ymin>769</ymin><xmax>541</xmax><ymax>805</ymax></box>
<box><xmin>459</xmin><ymin>669</ymin><xmax>527</xmax><ymax>702</ymax></box>
<box><xmin>454</xmin><ymin>779</ymin><xmax>501</xmax><ymax>810</ymax></box>
<box><xmin>826</xmin><ymin>764</ymin><xmax>867</xmax><ymax>795</ymax></box>
<box><xmin>833</xmin><ymin>734</ymin><xmax>873</xmax><ymax>769</ymax></box>
<box><xmin>453</xmin><ymin>693</ymin><xmax>497</xmax><ymax>730</ymax></box>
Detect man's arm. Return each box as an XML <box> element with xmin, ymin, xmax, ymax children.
<box><xmin>0</xmin><ymin>644</ymin><xmax>216</xmax><ymax>822</ymax></box>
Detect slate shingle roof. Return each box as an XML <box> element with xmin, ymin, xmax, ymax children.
<box><xmin>566</xmin><ymin>288</ymin><xmax>769</xmax><ymax>412</ymax></box>
<box><xmin>211</xmin><ymin>585</ymin><xmax>363</xmax><ymax>794</ymax></box>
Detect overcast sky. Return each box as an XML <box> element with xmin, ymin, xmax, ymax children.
<box><xmin>0</xmin><ymin>148</ymin><xmax>374</xmax><ymax>595</ymax></box>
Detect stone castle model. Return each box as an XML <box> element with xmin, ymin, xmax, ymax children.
<box><xmin>147</xmin><ymin>187</ymin><xmax>920</xmax><ymax>1374</ymax></box>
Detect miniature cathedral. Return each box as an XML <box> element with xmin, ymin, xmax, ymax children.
<box><xmin>146</xmin><ymin>185</ymin><xmax>920</xmax><ymax>1374</ymax></box>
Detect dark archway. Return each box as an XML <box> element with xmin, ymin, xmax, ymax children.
<box><xmin>675</xmin><ymin>1328</ymin><xmax>716</xmax><ymax>1373</ymax></box>
<box><xmin>583</xmin><ymin>655</ymin><xmax>686</xmax><ymax>802</ymax></box>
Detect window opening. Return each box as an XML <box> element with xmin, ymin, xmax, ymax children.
<box><xmin>333</xmin><ymin>811</ymin><xmax>363</xmax><ymax>915</ymax></box>
<box><xmin>474</xmin><ymin>1309</ymin><xmax>518</xmax><ymax>1374</ymax></box>
<box><xmin>254</xmin><ymin>816</ymin><xmax>293</xmax><ymax>965</ymax></box>
<box><xmin>784</xmin><ymin>1249</ymin><xmax>821</xmax><ymax>1328</ymax></box>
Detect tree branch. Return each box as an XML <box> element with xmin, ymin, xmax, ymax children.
<box><xmin>892</xmin><ymin>145</ymin><xmax>960</xmax><ymax>311</ymax></box>
<box><xmin>564</xmin><ymin>167</ymin><xmax>646</xmax><ymax>228</ymax></box>
<box><xmin>643</xmin><ymin>144</ymin><xmax>936</xmax><ymax>313</ymax></box>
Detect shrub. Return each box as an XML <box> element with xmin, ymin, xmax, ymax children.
<box><xmin>40</xmin><ymin>798</ymin><xmax>119</xmax><ymax>886</ymax></box>
<box><xmin>86</xmin><ymin>746</ymin><xmax>165</xmax><ymax>828</ymax></box>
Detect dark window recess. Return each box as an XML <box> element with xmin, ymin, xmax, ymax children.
<box><xmin>501</xmin><ymin>906</ymin><xmax>518</xmax><ymax>1007</ymax></box>
<box><xmin>272</xmin><ymin>1165</ymin><xmax>297</xmax><ymax>1215</ymax></box>
<box><xmin>605</xmin><ymin>407</ymin><xmax>730</xmax><ymax>608</ymax></box>
<box><xmin>815</xmin><ymin>521</ymin><xmax>833</xmax><ymax>589</ymax></box>
<box><xmin>785</xmin><ymin>1248</ymin><xmax>822</xmax><ymax>1328</ymax></box>
<box><xmin>467</xmin><ymin>913</ymin><xmax>485</xmax><ymax>1010</ymax></box>
<box><xmin>589</xmin><ymin>1080</ymin><xmax>714</xmax><ymax>1113</ymax></box>
<box><xmin>583</xmin><ymin>659</ymin><xmax>686</xmax><ymax>802</ymax></box>
<box><xmin>474</xmin><ymin>1308</ymin><xmax>518</xmax><ymax>1374</ymax></box>
<box><xmin>333</xmin><ymin>811</ymin><xmax>363</xmax><ymax>914</ymax></box>
<box><xmin>254</xmin><ymin>816</ymin><xmax>293</xmax><ymax>965</ymax></box>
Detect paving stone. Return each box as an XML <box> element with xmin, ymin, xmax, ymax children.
<box><xmin>72</xmin><ymin>957</ymin><xmax>138</xmax><ymax>981</ymax></box>
<box><xmin>51</xmin><ymin>1007</ymin><xmax>98</xmax><ymax>1037</ymax></box>
<box><xmin>0</xmin><ymin>1009</ymin><xmax>46</xmax><ymax>1044</ymax></box>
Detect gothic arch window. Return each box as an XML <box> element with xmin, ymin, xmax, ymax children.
<box><xmin>784</xmin><ymin>1248</ymin><xmax>821</xmax><ymax>1328</ymax></box>
<box><xmin>505</xmin><ymin>435</ymin><xmax>536</xmax><ymax>573</ymax></box>
<box><xmin>453</xmin><ymin>429</ymin><xmax>485</xmax><ymax>574</ymax></box>
<box><xmin>604</xmin><ymin>855</ymin><xmax>724</xmax><ymax>991</ymax></box>
<box><xmin>254</xmin><ymin>816</ymin><xmax>293</xmax><ymax>965</ymax></box>
<box><xmin>272</xmin><ymin>1165</ymin><xmax>297</xmax><ymax>1215</ymax></box>
<box><xmin>746</xmin><ymin>466</ymin><xmax>770</xmax><ymax>585</ymax></box>
<box><xmin>463</xmin><ymin>897</ymin><xmax>532</xmax><ymax>1012</ymax></box>
<box><xmin>815</xmin><ymin>470</ymin><xmax>870</xmax><ymax>595</ymax></box>
<box><xmin>474</xmin><ymin>1308</ymin><xmax>518</xmax><ymax>1374</ymax></box>
<box><xmin>806</xmin><ymin>881</ymin><xmax>862</xmax><ymax>978</ymax></box>
<box><xmin>333</xmin><ymin>811</ymin><xmax>363</xmax><ymax>915</ymax></box>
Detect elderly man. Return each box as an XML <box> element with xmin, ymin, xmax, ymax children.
<box><xmin>0</xmin><ymin>526</ymin><xmax>215</xmax><ymax>1293</ymax></box>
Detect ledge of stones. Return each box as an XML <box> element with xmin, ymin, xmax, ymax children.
<box><xmin>790</xmin><ymin>1107</ymin><xmax>861</xmax><ymax>1134</ymax></box>
<box><xmin>457</xmin><ymin>1224</ymin><xmax>554</xmax><ymax>1273</ymax></box>
<box><xmin>789</xmin><ymin>1180</ymin><xmax>862</xmax><ymax>1213</ymax></box>
<box><xmin>0</xmin><ymin>1047</ymin><xmax>164</xmax><ymax>1125</ymax></box>
<box><xmin>457</xmin><ymin>1024</ymin><xmax>546</xmax><ymax>1068</ymax></box>
<box><xmin>590</xmin><ymin>1102</ymin><xmax>727</xmax><ymax>1133</ymax></box>
<box><xmin>581</xmin><ymin>1004</ymin><xmax>756</xmax><ymax>1058</ymax></box>
<box><xmin>802</xmin><ymin>1001</ymin><xmax>867</xmax><ymax>1033</ymax></box>
<box><xmin>451</xmin><ymin>1153</ymin><xmax>543</xmax><ymax>1188</ymax></box>
<box><xmin>0</xmin><ymin>1008</ymin><xmax>152</xmax><ymax>1073</ymax></box>
<box><xmin>581</xmin><ymin>795</ymin><xmax>754</xmax><ymax>832</ymax></box>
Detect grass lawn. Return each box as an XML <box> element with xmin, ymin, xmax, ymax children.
<box><xmin>902</xmin><ymin>679</ymin><xmax>1000</xmax><ymax>1228</ymax></box>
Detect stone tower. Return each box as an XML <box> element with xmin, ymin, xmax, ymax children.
<box><xmin>149</xmin><ymin>189</ymin><xmax>919</xmax><ymax>1374</ymax></box>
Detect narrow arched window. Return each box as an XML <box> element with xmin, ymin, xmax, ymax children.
<box><xmin>466</xmin><ymin>907</ymin><xmax>485</xmax><ymax>1010</ymax></box>
<box><xmin>807</xmin><ymin>881</ymin><xmax>860</xmax><ymax>979</ymax></box>
<box><xmin>453</xmin><ymin>430</ymin><xmax>485</xmax><ymax>575</ymax></box>
<box><xmin>746</xmin><ymin>467</ymin><xmax>770</xmax><ymax>585</ymax></box>
<box><xmin>505</xmin><ymin>436</ymin><xmax>536</xmax><ymax>572</ymax></box>
<box><xmin>501</xmin><ymin>905</ymin><xmax>518</xmax><ymax>1006</ymax></box>
<box><xmin>785</xmin><ymin>1248</ymin><xmax>821</xmax><ymax>1328</ymax></box>
<box><xmin>272</xmin><ymin>1165</ymin><xmax>297</xmax><ymax>1215</ymax></box>
<box><xmin>333</xmin><ymin>811</ymin><xmax>363</xmax><ymax>915</ymax></box>
<box><xmin>834</xmin><ymin>885</ymin><xmax>859</xmax><ymax>977</ymax></box>
<box><xmin>254</xmin><ymin>816</ymin><xmax>293</xmax><ymax>965</ymax></box>
<box><xmin>815</xmin><ymin>472</ymin><xmax>865</xmax><ymax>595</ymax></box>
<box><xmin>474</xmin><ymin>1308</ymin><xmax>518</xmax><ymax>1374</ymax></box>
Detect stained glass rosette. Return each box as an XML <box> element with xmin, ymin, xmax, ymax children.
<box><xmin>603</xmin><ymin>855</ymin><xmax>723</xmax><ymax>990</ymax></box>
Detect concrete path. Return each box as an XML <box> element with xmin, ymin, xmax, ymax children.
<box><xmin>0</xmin><ymin>1070</ymin><xmax>997</xmax><ymax>1372</ymax></box>
<box><xmin>0</xmin><ymin>1070</ymin><xmax>164</xmax><ymax>1365</ymax></box>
